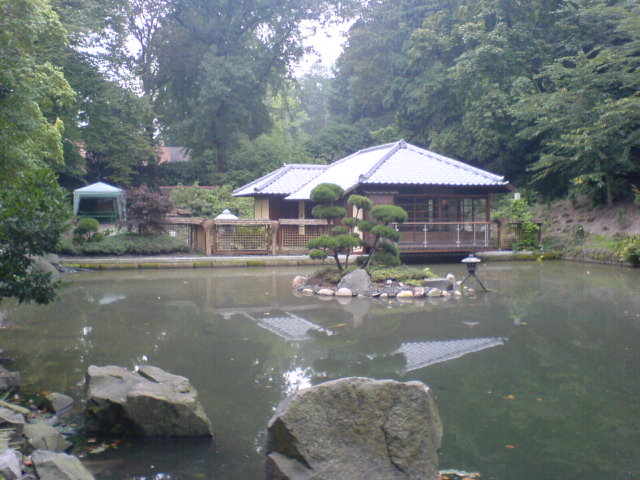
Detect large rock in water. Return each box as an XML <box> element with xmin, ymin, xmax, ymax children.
<box><xmin>265</xmin><ymin>377</ymin><xmax>442</xmax><ymax>480</ymax></box>
<box><xmin>337</xmin><ymin>269</ymin><xmax>371</xmax><ymax>293</ymax></box>
<box><xmin>85</xmin><ymin>365</ymin><xmax>213</xmax><ymax>437</ymax></box>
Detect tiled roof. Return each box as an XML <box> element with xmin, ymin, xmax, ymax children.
<box><xmin>362</xmin><ymin>142</ymin><xmax>507</xmax><ymax>187</ymax></box>
<box><xmin>233</xmin><ymin>141</ymin><xmax>509</xmax><ymax>200</ymax></box>
<box><xmin>285</xmin><ymin>143</ymin><xmax>397</xmax><ymax>200</ymax></box>
<box><xmin>285</xmin><ymin>141</ymin><xmax>508</xmax><ymax>200</ymax></box>
<box><xmin>233</xmin><ymin>164</ymin><xmax>327</xmax><ymax>197</ymax></box>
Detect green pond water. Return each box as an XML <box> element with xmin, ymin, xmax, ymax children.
<box><xmin>1</xmin><ymin>261</ymin><xmax>638</xmax><ymax>480</ymax></box>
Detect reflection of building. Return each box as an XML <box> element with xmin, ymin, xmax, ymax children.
<box><xmin>396</xmin><ymin>338</ymin><xmax>507</xmax><ymax>374</ymax></box>
<box><xmin>243</xmin><ymin>311</ymin><xmax>334</xmax><ymax>341</ymax></box>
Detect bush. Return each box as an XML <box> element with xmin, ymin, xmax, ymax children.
<box><xmin>74</xmin><ymin>217</ymin><xmax>99</xmax><ymax>241</ymax></box>
<box><xmin>170</xmin><ymin>183</ymin><xmax>253</xmax><ymax>218</ymax></box>
<box><xmin>619</xmin><ymin>235</ymin><xmax>640</xmax><ymax>266</ymax></box>
<box><xmin>55</xmin><ymin>233</ymin><xmax>190</xmax><ymax>256</ymax></box>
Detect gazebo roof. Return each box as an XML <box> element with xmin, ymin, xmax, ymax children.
<box><xmin>73</xmin><ymin>181</ymin><xmax>123</xmax><ymax>195</ymax></box>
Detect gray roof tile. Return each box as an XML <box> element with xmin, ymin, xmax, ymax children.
<box><xmin>233</xmin><ymin>164</ymin><xmax>327</xmax><ymax>197</ymax></box>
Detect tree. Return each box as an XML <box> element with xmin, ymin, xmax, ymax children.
<box><xmin>307</xmin><ymin>184</ymin><xmax>362</xmax><ymax>272</ymax></box>
<box><xmin>122</xmin><ymin>186</ymin><xmax>172</xmax><ymax>233</ymax></box>
<box><xmin>359</xmin><ymin>204</ymin><xmax>408</xmax><ymax>268</ymax></box>
<box><xmin>512</xmin><ymin>1</ymin><xmax>640</xmax><ymax>205</ymax></box>
<box><xmin>0</xmin><ymin>169</ymin><xmax>71</xmax><ymax>304</ymax></box>
<box><xmin>151</xmin><ymin>0</ymin><xmax>350</xmax><ymax>178</ymax></box>
<box><xmin>0</xmin><ymin>0</ymin><xmax>75</xmax><ymax>182</ymax></box>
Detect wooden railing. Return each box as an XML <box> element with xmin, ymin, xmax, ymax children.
<box><xmin>393</xmin><ymin>221</ymin><xmax>492</xmax><ymax>250</ymax></box>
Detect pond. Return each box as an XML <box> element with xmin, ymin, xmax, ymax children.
<box><xmin>1</xmin><ymin>261</ymin><xmax>638</xmax><ymax>480</ymax></box>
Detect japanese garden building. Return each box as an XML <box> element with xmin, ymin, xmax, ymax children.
<box><xmin>233</xmin><ymin>140</ymin><xmax>512</xmax><ymax>255</ymax></box>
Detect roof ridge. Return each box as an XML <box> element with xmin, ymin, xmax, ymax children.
<box><xmin>359</xmin><ymin>140</ymin><xmax>405</xmax><ymax>182</ymax></box>
<box><xmin>405</xmin><ymin>143</ymin><xmax>505</xmax><ymax>182</ymax></box>
<box><xmin>329</xmin><ymin>142</ymin><xmax>399</xmax><ymax>167</ymax></box>
<box><xmin>232</xmin><ymin>165</ymin><xmax>289</xmax><ymax>195</ymax></box>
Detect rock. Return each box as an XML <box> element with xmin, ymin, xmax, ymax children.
<box><xmin>23</xmin><ymin>424</ymin><xmax>72</xmax><ymax>453</ymax></box>
<box><xmin>337</xmin><ymin>269</ymin><xmax>371</xmax><ymax>293</ymax></box>
<box><xmin>301</xmin><ymin>289</ymin><xmax>314</xmax><ymax>295</ymax></box>
<box><xmin>426</xmin><ymin>288</ymin><xmax>442</xmax><ymax>297</ymax></box>
<box><xmin>335</xmin><ymin>287</ymin><xmax>353</xmax><ymax>297</ymax></box>
<box><xmin>39</xmin><ymin>393</ymin><xmax>74</xmax><ymax>415</ymax></box>
<box><xmin>0</xmin><ymin>449</ymin><xmax>22</xmax><ymax>480</ymax></box>
<box><xmin>396</xmin><ymin>290</ymin><xmax>414</xmax><ymax>298</ymax></box>
<box><xmin>442</xmin><ymin>290</ymin><xmax>451</xmax><ymax>298</ymax></box>
<box><xmin>413</xmin><ymin>287</ymin><xmax>426</xmax><ymax>298</ymax></box>
<box><xmin>30</xmin><ymin>255</ymin><xmax>59</xmax><ymax>275</ymax></box>
<box><xmin>445</xmin><ymin>273</ymin><xmax>456</xmax><ymax>285</ymax></box>
<box><xmin>31</xmin><ymin>450</ymin><xmax>95</xmax><ymax>480</ymax></box>
<box><xmin>316</xmin><ymin>289</ymin><xmax>334</xmax><ymax>296</ymax></box>
<box><xmin>265</xmin><ymin>377</ymin><xmax>442</xmax><ymax>480</ymax></box>
<box><xmin>0</xmin><ymin>366</ymin><xmax>22</xmax><ymax>389</ymax></box>
<box><xmin>85</xmin><ymin>365</ymin><xmax>213</xmax><ymax>437</ymax></box>
<box><xmin>291</xmin><ymin>276</ymin><xmax>307</xmax><ymax>289</ymax></box>
<box><xmin>0</xmin><ymin>407</ymin><xmax>25</xmax><ymax>441</ymax></box>
<box><xmin>424</xmin><ymin>278</ymin><xmax>453</xmax><ymax>291</ymax></box>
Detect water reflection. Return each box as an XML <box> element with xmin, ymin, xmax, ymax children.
<box><xmin>0</xmin><ymin>262</ymin><xmax>638</xmax><ymax>480</ymax></box>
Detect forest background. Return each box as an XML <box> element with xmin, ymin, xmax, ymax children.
<box><xmin>2</xmin><ymin>0</ymin><xmax>639</xmax><ymax>207</ymax></box>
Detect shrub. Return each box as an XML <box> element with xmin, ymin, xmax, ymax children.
<box><xmin>55</xmin><ymin>234</ymin><xmax>190</xmax><ymax>256</ymax></box>
<box><xmin>74</xmin><ymin>217</ymin><xmax>99</xmax><ymax>241</ymax></box>
<box><xmin>619</xmin><ymin>235</ymin><xmax>640</xmax><ymax>266</ymax></box>
<box><xmin>170</xmin><ymin>183</ymin><xmax>253</xmax><ymax>218</ymax></box>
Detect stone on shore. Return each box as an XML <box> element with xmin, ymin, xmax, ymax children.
<box><xmin>396</xmin><ymin>290</ymin><xmax>414</xmax><ymax>298</ymax></box>
<box><xmin>424</xmin><ymin>278</ymin><xmax>454</xmax><ymax>291</ymax></box>
<box><xmin>0</xmin><ymin>407</ymin><xmax>25</xmax><ymax>440</ymax></box>
<box><xmin>337</xmin><ymin>269</ymin><xmax>371</xmax><ymax>293</ymax></box>
<box><xmin>265</xmin><ymin>377</ymin><xmax>442</xmax><ymax>480</ymax></box>
<box><xmin>0</xmin><ymin>449</ymin><xmax>22</xmax><ymax>480</ymax></box>
<box><xmin>85</xmin><ymin>365</ymin><xmax>213</xmax><ymax>437</ymax></box>
<box><xmin>317</xmin><ymin>289</ymin><xmax>334</xmax><ymax>296</ymax></box>
<box><xmin>335</xmin><ymin>287</ymin><xmax>353</xmax><ymax>297</ymax></box>
<box><xmin>39</xmin><ymin>392</ymin><xmax>74</xmax><ymax>415</ymax></box>
<box><xmin>32</xmin><ymin>450</ymin><xmax>95</xmax><ymax>480</ymax></box>
<box><xmin>291</xmin><ymin>276</ymin><xmax>307</xmax><ymax>289</ymax></box>
<box><xmin>23</xmin><ymin>424</ymin><xmax>72</xmax><ymax>453</ymax></box>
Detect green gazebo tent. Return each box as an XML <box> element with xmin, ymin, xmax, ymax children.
<box><xmin>73</xmin><ymin>182</ymin><xmax>125</xmax><ymax>222</ymax></box>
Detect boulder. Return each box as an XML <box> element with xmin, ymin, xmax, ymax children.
<box><xmin>0</xmin><ymin>366</ymin><xmax>22</xmax><ymax>389</ymax></box>
<box><xmin>0</xmin><ymin>449</ymin><xmax>22</xmax><ymax>480</ymax></box>
<box><xmin>85</xmin><ymin>365</ymin><xmax>213</xmax><ymax>437</ymax></box>
<box><xmin>337</xmin><ymin>269</ymin><xmax>371</xmax><ymax>293</ymax></box>
<box><xmin>23</xmin><ymin>424</ymin><xmax>72</xmax><ymax>453</ymax></box>
<box><xmin>426</xmin><ymin>288</ymin><xmax>442</xmax><ymax>297</ymax></box>
<box><xmin>265</xmin><ymin>377</ymin><xmax>442</xmax><ymax>480</ymax></box>
<box><xmin>396</xmin><ymin>290</ymin><xmax>414</xmax><ymax>298</ymax></box>
<box><xmin>335</xmin><ymin>287</ymin><xmax>353</xmax><ymax>297</ymax></box>
<box><xmin>423</xmin><ymin>278</ymin><xmax>453</xmax><ymax>291</ymax></box>
<box><xmin>291</xmin><ymin>276</ymin><xmax>307</xmax><ymax>289</ymax></box>
<box><xmin>413</xmin><ymin>287</ymin><xmax>426</xmax><ymax>298</ymax></box>
<box><xmin>31</xmin><ymin>450</ymin><xmax>95</xmax><ymax>480</ymax></box>
<box><xmin>39</xmin><ymin>393</ymin><xmax>74</xmax><ymax>415</ymax></box>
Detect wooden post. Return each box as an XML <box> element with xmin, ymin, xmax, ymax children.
<box><xmin>271</xmin><ymin>221</ymin><xmax>279</xmax><ymax>256</ymax></box>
